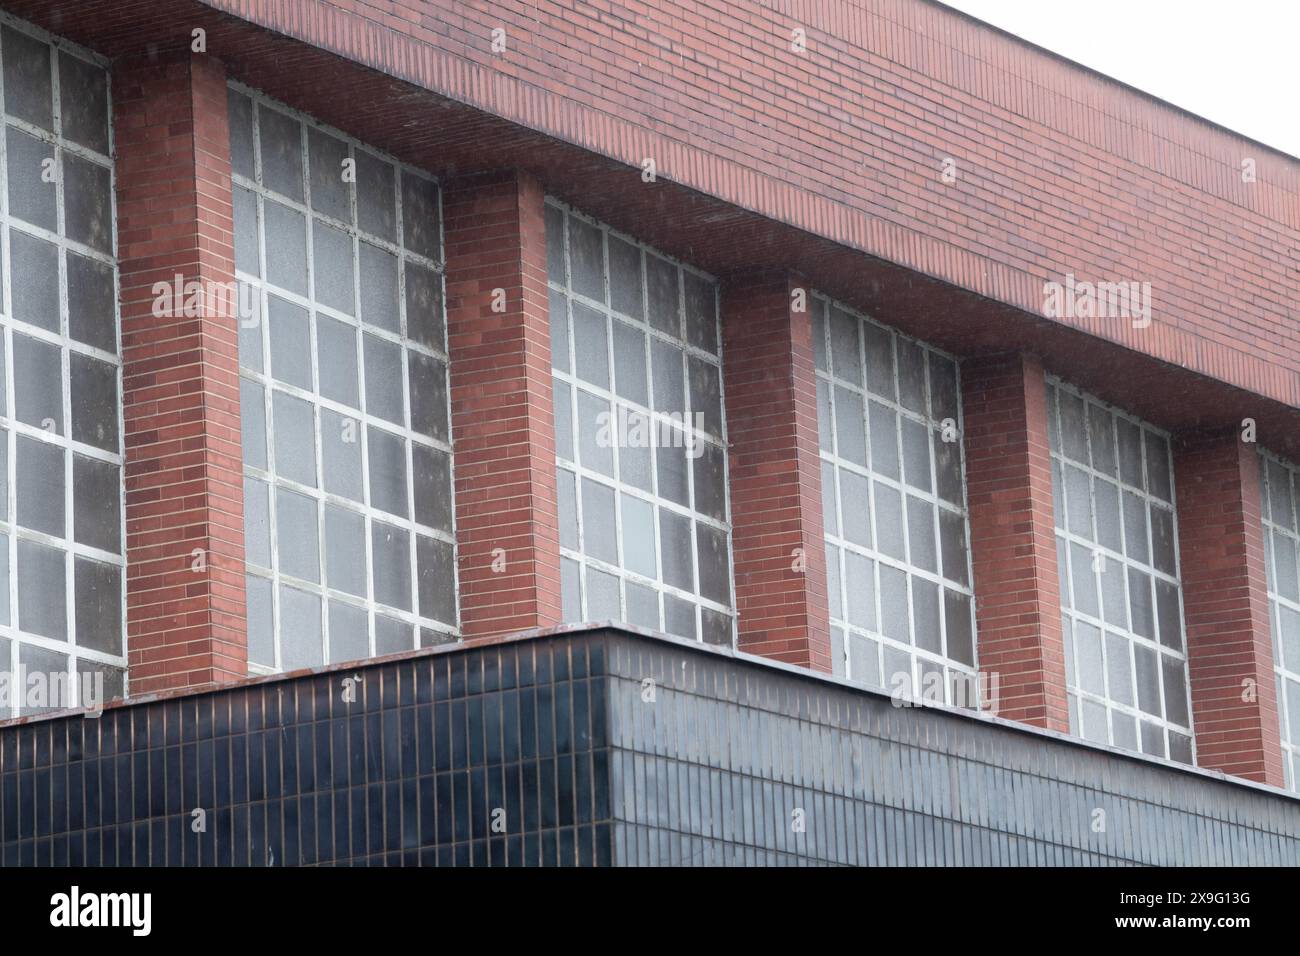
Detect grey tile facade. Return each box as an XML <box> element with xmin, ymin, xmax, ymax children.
<box><xmin>1</xmin><ymin>626</ymin><xmax>1297</xmax><ymax>865</ymax></box>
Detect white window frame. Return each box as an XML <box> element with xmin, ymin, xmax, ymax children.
<box><xmin>1260</xmin><ymin>449</ymin><xmax>1300</xmax><ymax>791</ymax></box>
<box><xmin>0</xmin><ymin>13</ymin><xmax>123</xmax><ymax>717</ymax></box>
<box><xmin>231</xmin><ymin>82</ymin><xmax>458</xmax><ymax>675</ymax></box>
<box><xmin>1048</xmin><ymin>375</ymin><xmax>1195</xmax><ymax>762</ymax></box>
<box><xmin>547</xmin><ymin>199</ymin><xmax>736</xmax><ymax>645</ymax></box>
<box><xmin>813</xmin><ymin>292</ymin><xmax>978</xmax><ymax>705</ymax></box>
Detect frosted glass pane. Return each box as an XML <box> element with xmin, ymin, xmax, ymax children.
<box><xmin>868</xmin><ymin>402</ymin><xmax>899</xmax><ymax>480</ymax></box>
<box><xmin>581</xmin><ymin>478</ymin><xmax>617</xmax><ymax>564</ymax></box>
<box><xmin>316</xmin><ymin>314</ymin><xmax>359</xmax><ymax>408</ymax></box>
<box><xmin>944</xmin><ymin>589</ymin><xmax>974</xmax><ymax>666</ymax></box>
<box><xmin>1134</xmin><ymin>643</ymin><xmax>1161</xmax><ymax>716</ymax></box>
<box><xmin>320</xmin><ymin>408</ymin><xmax>362</xmax><ymax>501</ymax></box>
<box><xmin>3</xmin><ymin>26</ymin><xmax>52</xmax><ymax>129</ymax></box>
<box><xmin>1088</xmin><ymin>405</ymin><xmax>1117</xmax><ymax>476</ymax></box>
<box><xmin>276</xmin><ymin>487</ymin><xmax>319</xmax><ymax>583</ymax></box>
<box><xmin>873</xmin><ymin>483</ymin><xmax>905</xmax><ymax>561</ymax></box>
<box><xmin>620</xmin><ymin>495</ymin><xmax>656</xmax><ymax>578</ymax></box>
<box><xmin>6</xmin><ymin>127</ymin><xmax>55</xmax><ymax>230</ymax></box>
<box><xmin>279</xmin><ymin>585</ymin><xmax>323</xmax><ymax>669</ymax></box>
<box><xmin>17</xmin><ymin>538</ymin><xmax>65</xmax><ymax>640</ymax></box>
<box><xmin>683</xmin><ymin>272</ymin><xmax>717</xmax><ymax>354</ymax></box>
<box><xmin>557</xmin><ymin>469</ymin><xmax>578</xmax><ymax>551</ymax></box>
<box><xmin>307</xmin><ymin>126</ymin><xmax>350</xmax><ymax>220</ymax></box>
<box><xmin>608</xmin><ymin>235</ymin><xmax>643</xmax><ymax>320</ymax></box>
<box><xmin>896</xmin><ymin>339</ymin><xmax>926</xmax><ymax>414</ymax></box>
<box><xmin>272</xmin><ymin>391</ymin><xmax>317</xmax><ymax>487</ymax></box>
<box><xmin>691</xmin><ymin>441</ymin><xmax>725</xmax><ymax>521</ymax></box>
<box><xmin>73</xmin><ymin>454</ymin><xmax>119</xmax><ymax>554</ymax></box>
<box><xmin>324</xmin><ymin>504</ymin><xmax>366</xmax><ymax>598</ymax></box>
<box><xmin>74</xmin><ymin>557</ymin><xmax>121</xmax><ymax>655</ymax></box>
<box><xmin>1068</xmin><ymin>541</ymin><xmax>1098</xmax><ymax>617</ymax></box>
<box><xmin>1075</xmin><ymin>621</ymin><xmax>1104</xmax><ymax>695</ymax></box>
<box><xmin>845</xmin><ymin>551</ymin><xmax>875</xmax><ymax>630</ymax></box>
<box><xmin>1106</xmin><ymin>632</ymin><xmax>1133</xmax><ymax>705</ymax></box>
<box><xmin>568</xmin><ymin>217</ymin><xmax>605</xmax><ymax>303</ymax></box>
<box><xmin>258</xmin><ymin>106</ymin><xmax>303</xmax><ymax>201</ymax></box>
<box><xmin>14</xmin><ymin>333</ymin><xmax>61</xmax><ymax>432</ymax></box>
<box><xmin>405</xmin><ymin>262</ymin><xmax>444</xmax><ymax>350</ymax></box>
<box><xmin>659</xmin><ymin>510</ymin><xmax>693</xmax><ymax>592</ymax></box>
<box><xmin>268</xmin><ymin>295</ymin><xmax>312</xmax><ymax>390</ymax></box>
<box><xmin>355</xmin><ymin>150</ymin><xmax>396</xmax><ymax>241</ymax></box>
<box><xmin>878</xmin><ymin>563</ymin><xmax>908</xmax><ymax>643</ymax></box>
<box><xmin>264</xmin><ymin>200</ymin><xmax>308</xmax><ymax>295</ymax></box>
<box><xmin>408</xmin><ymin>351</ymin><xmax>448</xmax><ymax>442</ymax></box>
<box><xmin>586</xmin><ymin>566</ymin><xmax>620</xmax><ymax>621</ymax></box>
<box><xmin>1094</xmin><ymin>478</ymin><xmax>1122</xmax><ymax>552</ymax></box>
<box><xmin>645</xmin><ymin>253</ymin><xmax>679</xmax><ymax>335</ymax></box>
<box><xmin>695</xmin><ymin>522</ymin><xmax>729</xmax><ymax>605</ymax></box>
<box><xmin>939</xmin><ymin>509</ymin><xmax>968</xmax><ymax>586</ymax></box>
<box><xmin>67</xmin><ymin>250</ymin><xmax>116</xmax><ymax>352</ymax></box>
<box><xmin>1127</xmin><ymin>567</ymin><xmax>1155</xmax><ymax>639</ymax></box>
<box><xmin>401</xmin><ymin>171</ymin><xmax>441</xmax><ymax>262</ymax></box>
<box><xmin>1065</xmin><ymin>465</ymin><xmax>1093</xmax><ymax>537</ymax></box>
<box><xmin>70</xmin><ymin>353</ymin><xmax>118</xmax><ymax>453</ymax></box>
<box><xmin>911</xmin><ymin>576</ymin><xmax>941</xmax><ymax>653</ymax></box>
<box><xmin>626</xmin><ymin>581</ymin><xmax>659</xmax><ymax>629</ymax></box>
<box><xmin>63</xmin><ymin>153</ymin><xmax>113</xmax><ymax>253</ymax></box>
<box><xmin>576</xmin><ymin>390</ymin><xmax>612</xmax><ymax>477</ymax></box>
<box><xmin>839</xmin><ymin>469</ymin><xmax>871</xmax><ymax>548</ymax></box>
<box><xmin>554</xmin><ymin>379</ymin><xmax>573</xmax><ymax>462</ymax></box>
<box><xmin>16</xmin><ymin>435</ymin><xmax>63</xmax><ymax>536</ymax></box>
<box><xmin>906</xmin><ymin>496</ymin><xmax>936</xmax><ymax>573</ymax></box>
<box><xmin>572</xmin><ymin>301</ymin><xmax>609</xmax><ymax>388</ymax></box>
<box><xmin>1150</xmin><ymin>505</ymin><xmax>1177</xmax><ymax>576</ymax></box>
<box><xmin>367</xmin><ymin>426</ymin><xmax>407</xmax><ymax>517</ymax></box>
<box><xmin>363</xmin><ymin>334</ymin><xmax>404</xmax><ymax>426</ymax></box>
<box><xmin>933</xmin><ymin>432</ymin><xmax>963</xmax><ymax>506</ymax></box>
<box><xmin>371</xmin><ymin>521</ymin><xmax>411</xmax><ymax>611</ymax></box>
<box><xmin>416</xmin><ymin>534</ymin><xmax>456</xmax><ymax>625</ymax></box>
<box><xmin>1155</xmin><ymin>578</ymin><xmax>1182</xmax><ymax>651</ymax></box>
<box><xmin>11</xmin><ymin>230</ymin><xmax>59</xmax><ymax>332</ymax></box>
<box><xmin>313</xmin><ymin>220</ymin><xmax>355</xmax><ymax>315</ymax></box>
<box><xmin>652</xmin><ymin>340</ymin><xmax>685</xmax><ymax>416</ymax></box>
<box><xmin>656</xmin><ymin>438</ymin><xmax>687</xmax><ymax>507</ymax></box>
<box><xmin>833</xmin><ymin>386</ymin><xmax>866</xmax><ymax>466</ymax></box>
<box><xmin>247</xmin><ymin>575</ymin><xmax>274</xmax><ymax>666</ymax></box>
<box><xmin>829</xmin><ymin>307</ymin><xmax>861</xmax><ymax>384</ymax></box>
<box><xmin>412</xmin><ymin>444</ymin><xmax>452</xmax><ymax>533</ymax></box>
<box><xmin>1163</xmin><ymin>656</ymin><xmax>1189</xmax><ymax>727</ymax></box>
<box><xmin>358</xmin><ymin>242</ymin><xmax>397</xmax><ymax>329</ymax></box>
<box><xmin>612</xmin><ymin>321</ymin><xmax>648</xmax><ymax>406</ymax></box>
<box><xmin>244</xmin><ymin>476</ymin><xmax>272</xmax><ymax>569</ymax></box>
<box><xmin>928</xmin><ymin>354</ymin><xmax>959</xmax><ymax>423</ymax></box>
<box><xmin>328</xmin><ymin>601</ymin><xmax>369</xmax><ymax>664</ymax></box>
<box><xmin>241</xmin><ymin>379</ymin><xmax>267</xmax><ymax>470</ymax></box>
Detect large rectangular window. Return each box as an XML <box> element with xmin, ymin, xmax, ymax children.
<box><xmin>1260</xmin><ymin>451</ymin><xmax>1300</xmax><ymax>791</ymax></box>
<box><xmin>1048</xmin><ymin>378</ymin><xmax>1193</xmax><ymax>762</ymax></box>
<box><xmin>230</xmin><ymin>86</ymin><xmax>457</xmax><ymax>673</ymax></box>
<box><xmin>814</xmin><ymin>295</ymin><xmax>976</xmax><ymax>705</ymax></box>
<box><xmin>0</xmin><ymin>18</ymin><xmax>123</xmax><ymax>717</ymax></box>
<box><xmin>546</xmin><ymin>201</ymin><xmax>734</xmax><ymax>645</ymax></box>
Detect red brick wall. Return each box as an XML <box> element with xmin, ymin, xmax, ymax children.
<box><xmin>1174</xmin><ymin>431</ymin><xmax>1285</xmax><ymax>786</ymax></box>
<box><xmin>961</xmin><ymin>353</ymin><xmax>1067</xmax><ymax>731</ymax></box>
<box><xmin>190</xmin><ymin>0</ymin><xmax>1300</xmax><ymax>412</ymax></box>
<box><xmin>115</xmin><ymin>52</ymin><xmax>246</xmax><ymax>693</ymax></box>
<box><xmin>443</xmin><ymin>170</ymin><xmax>562</xmax><ymax>639</ymax></box>
<box><xmin>721</xmin><ymin>273</ymin><xmax>830</xmax><ymax>670</ymax></box>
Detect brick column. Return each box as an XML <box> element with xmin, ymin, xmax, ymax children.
<box><xmin>443</xmin><ymin>170</ymin><xmax>561</xmax><ymax>639</ymax></box>
<box><xmin>1173</xmin><ymin>431</ymin><xmax>1285</xmax><ymax>786</ymax></box>
<box><xmin>720</xmin><ymin>272</ymin><xmax>830</xmax><ymax>671</ymax></box>
<box><xmin>114</xmin><ymin>53</ymin><xmax>245</xmax><ymax>693</ymax></box>
<box><xmin>961</xmin><ymin>353</ymin><xmax>1068</xmax><ymax>730</ymax></box>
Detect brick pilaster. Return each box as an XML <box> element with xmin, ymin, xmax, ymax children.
<box><xmin>443</xmin><ymin>170</ymin><xmax>561</xmax><ymax>638</ymax></box>
<box><xmin>1174</xmin><ymin>431</ymin><xmax>1285</xmax><ymax>786</ymax></box>
<box><xmin>720</xmin><ymin>272</ymin><xmax>830</xmax><ymax>671</ymax></box>
<box><xmin>114</xmin><ymin>53</ymin><xmax>245</xmax><ymax>693</ymax></box>
<box><xmin>961</xmin><ymin>353</ymin><xmax>1068</xmax><ymax>730</ymax></box>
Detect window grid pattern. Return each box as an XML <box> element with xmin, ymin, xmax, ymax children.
<box><xmin>231</xmin><ymin>84</ymin><xmax>457</xmax><ymax>675</ymax></box>
<box><xmin>0</xmin><ymin>17</ymin><xmax>124</xmax><ymax>717</ymax></box>
<box><xmin>1259</xmin><ymin>451</ymin><xmax>1300</xmax><ymax>792</ymax></box>
<box><xmin>1048</xmin><ymin>377</ymin><xmax>1194</xmax><ymax>763</ymax></box>
<box><xmin>813</xmin><ymin>294</ymin><xmax>977</xmax><ymax>705</ymax></box>
<box><xmin>546</xmin><ymin>201</ymin><xmax>735</xmax><ymax>646</ymax></box>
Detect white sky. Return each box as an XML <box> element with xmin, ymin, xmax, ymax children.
<box><xmin>937</xmin><ymin>0</ymin><xmax>1300</xmax><ymax>158</ymax></box>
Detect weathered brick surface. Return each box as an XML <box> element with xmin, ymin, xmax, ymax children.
<box><xmin>961</xmin><ymin>353</ymin><xmax>1068</xmax><ymax>732</ymax></box>
<box><xmin>721</xmin><ymin>273</ymin><xmax>830</xmax><ymax>670</ymax></box>
<box><xmin>443</xmin><ymin>170</ymin><xmax>562</xmax><ymax>638</ymax></box>
<box><xmin>1174</xmin><ymin>431</ymin><xmax>1285</xmax><ymax>786</ymax></box>
<box><xmin>114</xmin><ymin>52</ymin><xmax>246</xmax><ymax>693</ymax></box>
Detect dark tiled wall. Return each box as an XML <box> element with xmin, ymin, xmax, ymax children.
<box><xmin>3</xmin><ymin>627</ymin><xmax>1298</xmax><ymax>866</ymax></box>
<box><xmin>0</xmin><ymin>637</ymin><xmax>612</xmax><ymax>866</ymax></box>
<box><xmin>602</xmin><ymin>635</ymin><xmax>1300</xmax><ymax>866</ymax></box>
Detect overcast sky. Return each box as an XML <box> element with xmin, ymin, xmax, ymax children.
<box><xmin>937</xmin><ymin>0</ymin><xmax>1299</xmax><ymax>158</ymax></box>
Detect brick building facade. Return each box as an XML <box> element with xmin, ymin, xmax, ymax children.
<box><xmin>0</xmin><ymin>0</ymin><xmax>1297</xmax><ymax>865</ymax></box>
